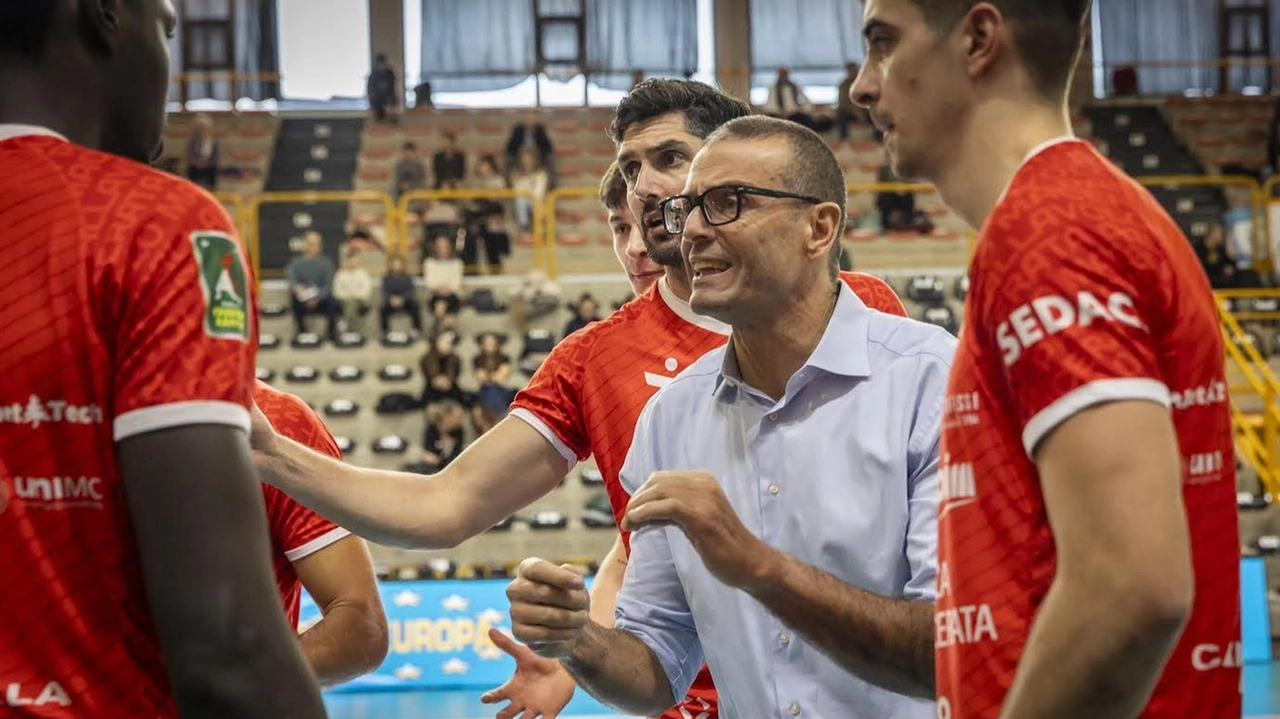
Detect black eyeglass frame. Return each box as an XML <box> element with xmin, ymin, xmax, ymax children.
<box><xmin>659</xmin><ymin>184</ymin><xmax>825</xmax><ymax>235</ymax></box>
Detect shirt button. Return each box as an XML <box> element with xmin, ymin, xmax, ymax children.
<box><xmin>768</xmin><ymin>483</ymin><xmax>779</xmax><ymax>496</ymax></box>
<box><xmin>790</xmin><ymin>702</ymin><xmax>802</xmax><ymax>715</ymax></box>
<box><xmin>768</xmin><ymin>412</ymin><xmax>779</xmax><ymax>421</ymax></box>
<box><xmin>778</xmin><ymin>632</ymin><xmax>790</xmax><ymax>646</ymax></box>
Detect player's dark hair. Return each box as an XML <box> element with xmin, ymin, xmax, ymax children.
<box><xmin>0</xmin><ymin>2</ymin><xmax>58</xmax><ymax>58</ymax></box>
<box><xmin>912</xmin><ymin>0</ymin><xmax>1091</xmax><ymax>97</ymax></box>
<box><xmin>609</xmin><ymin>79</ymin><xmax>751</xmax><ymax>144</ymax></box>
<box><xmin>706</xmin><ymin>116</ymin><xmax>847</xmax><ymax>280</ymax></box>
<box><xmin>598</xmin><ymin>161</ymin><xmax>628</xmax><ymax>211</ymax></box>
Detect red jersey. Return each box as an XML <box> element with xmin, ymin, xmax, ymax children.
<box><xmin>254</xmin><ymin>381</ymin><xmax>351</xmax><ymax>627</ymax></box>
<box><xmin>0</xmin><ymin>128</ymin><xmax>257</xmax><ymax>717</ymax></box>
<box><xmin>936</xmin><ymin>139</ymin><xmax>1240</xmax><ymax>718</ymax></box>
<box><xmin>510</xmin><ymin>271</ymin><xmax>905</xmax><ymax>719</ymax></box>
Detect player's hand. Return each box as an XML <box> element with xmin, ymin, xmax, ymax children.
<box><xmin>507</xmin><ymin>559</ymin><xmax>590</xmax><ymax>660</ymax></box>
<box><xmin>480</xmin><ymin>627</ymin><xmax>576</xmax><ymax>719</ymax></box>
<box><xmin>622</xmin><ymin>470</ymin><xmax>773</xmax><ymax>589</ymax></box>
<box><xmin>247</xmin><ymin>401</ymin><xmax>280</xmax><ymax>459</ymax></box>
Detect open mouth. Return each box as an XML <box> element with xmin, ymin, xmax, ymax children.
<box><xmin>691</xmin><ymin>260</ymin><xmax>730</xmax><ymax>281</ymax></box>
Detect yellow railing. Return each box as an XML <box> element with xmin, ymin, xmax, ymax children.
<box><xmin>398</xmin><ymin>188</ymin><xmax>545</xmax><ymax>269</ymax></box>
<box><xmin>248</xmin><ymin>191</ymin><xmax>397</xmax><ymax>280</ymax></box>
<box><xmin>1216</xmin><ymin>289</ymin><xmax>1280</xmax><ymax>495</ymax></box>
<box><xmin>1140</xmin><ymin>175</ymin><xmax>1269</xmax><ymax>272</ymax></box>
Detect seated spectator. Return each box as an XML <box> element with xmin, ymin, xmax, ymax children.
<box><xmin>423</xmin><ymin>235</ymin><xmax>464</xmax><ymax>329</ymax></box>
<box><xmin>504</xmin><ymin>116</ymin><xmax>555</xmax><ymax>187</ymax></box>
<box><xmin>186</xmin><ymin>113</ymin><xmax>219</xmax><ymax>190</ymax></box>
<box><xmin>380</xmin><ymin>255</ymin><xmax>422</xmax><ymax>335</ymax></box>
<box><xmin>419</xmin><ymin>400</ymin><xmax>467</xmax><ymax>472</ymax></box>
<box><xmin>1196</xmin><ymin>223</ymin><xmax>1261</xmax><ymax>288</ymax></box>
<box><xmin>419</xmin><ymin>330</ymin><xmax>467</xmax><ymax>407</ymax></box>
<box><xmin>393</xmin><ymin>141</ymin><xmax>427</xmax><ymax>204</ymax></box>
<box><xmin>471</xmin><ymin>332</ymin><xmax>514</xmax><ymax>436</ymax></box>
<box><xmin>412</xmin><ymin>80</ymin><xmax>433</xmax><ymax>110</ymax></box>
<box><xmin>367</xmin><ymin>53</ymin><xmax>399</xmax><ymax>123</ymax></box>
<box><xmin>511</xmin><ymin>149</ymin><xmax>549</xmax><ymax>232</ymax></box>
<box><xmin>563</xmin><ymin>293</ymin><xmax>602</xmax><ymax>339</ymax></box>
<box><xmin>834</xmin><ymin>62</ymin><xmax>866</xmax><ymax>141</ymax></box>
<box><xmin>508</xmin><ymin>270</ymin><xmax>562</xmax><ymax>330</ymax></box>
<box><xmin>286</xmin><ymin>231</ymin><xmax>340</xmax><ymax>340</ymax></box>
<box><xmin>421</xmin><ymin>185</ymin><xmax>463</xmax><ymax>248</ymax></box>
<box><xmin>462</xmin><ymin>155</ymin><xmax>511</xmax><ymax>275</ymax></box>
<box><xmin>876</xmin><ymin>163</ymin><xmax>932</xmax><ymax>234</ymax></box>
<box><xmin>761</xmin><ymin>67</ymin><xmax>828</xmax><ymax>133</ymax></box>
<box><xmin>332</xmin><ymin>248</ymin><xmax>373</xmax><ymax>333</ymax></box>
<box><xmin>433</xmin><ymin>133</ymin><xmax>467</xmax><ymax>188</ymax></box>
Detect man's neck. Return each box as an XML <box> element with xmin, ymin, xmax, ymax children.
<box><xmin>663</xmin><ymin>265</ymin><xmax>692</xmax><ymax>301</ymax></box>
<box><xmin>0</xmin><ymin>68</ymin><xmax>100</xmax><ymax>150</ymax></box>
<box><xmin>932</xmin><ymin>99</ymin><xmax>1074</xmax><ymax>230</ymax></box>
<box><xmin>732</xmin><ymin>282</ymin><xmax>837</xmax><ymax>402</ymax></box>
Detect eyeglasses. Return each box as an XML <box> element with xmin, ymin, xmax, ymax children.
<box><xmin>659</xmin><ymin>185</ymin><xmax>824</xmax><ymax>235</ymax></box>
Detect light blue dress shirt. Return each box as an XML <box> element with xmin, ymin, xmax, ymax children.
<box><xmin>614</xmin><ymin>282</ymin><xmax>955</xmax><ymax>719</ymax></box>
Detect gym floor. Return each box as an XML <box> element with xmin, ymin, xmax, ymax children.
<box><xmin>321</xmin><ymin>661</ymin><xmax>1280</xmax><ymax>718</ymax></box>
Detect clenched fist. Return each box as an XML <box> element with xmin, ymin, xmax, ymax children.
<box><xmin>506</xmin><ymin>558</ymin><xmax>591</xmax><ymax>660</ymax></box>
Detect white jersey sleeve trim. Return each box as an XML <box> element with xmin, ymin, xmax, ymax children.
<box><xmin>114</xmin><ymin>400</ymin><xmax>250</xmax><ymax>442</ymax></box>
<box><xmin>1022</xmin><ymin>377</ymin><xmax>1171</xmax><ymax>458</ymax></box>
<box><xmin>509</xmin><ymin>408</ymin><xmax>578</xmax><ymax>473</ymax></box>
<box><xmin>284</xmin><ymin>527</ymin><xmax>352</xmax><ymax>563</ymax></box>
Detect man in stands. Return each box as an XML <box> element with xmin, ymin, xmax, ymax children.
<box><xmin>249</xmin><ymin>79</ymin><xmax>907</xmax><ymax>719</ymax></box>
<box><xmin>255</xmin><ymin>380</ymin><xmax>389</xmax><ymax>686</ymax></box>
<box><xmin>0</xmin><ymin>2</ymin><xmax>324</xmax><ymax>717</ymax></box>
<box><xmin>851</xmin><ymin>1</ymin><xmax>1240</xmax><ymax>717</ymax></box>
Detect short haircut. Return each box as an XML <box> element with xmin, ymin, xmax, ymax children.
<box><xmin>609</xmin><ymin>79</ymin><xmax>751</xmax><ymax>144</ymax></box>
<box><xmin>0</xmin><ymin>2</ymin><xmax>57</xmax><ymax>57</ymax></box>
<box><xmin>911</xmin><ymin>0</ymin><xmax>1091</xmax><ymax>96</ymax></box>
<box><xmin>598</xmin><ymin>161</ymin><xmax>629</xmax><ymax>212</ymax></box>
<box><xmin>705</xmin><ymin>116</ymin><xmax>847</xmax><ymax>279</ymax></box>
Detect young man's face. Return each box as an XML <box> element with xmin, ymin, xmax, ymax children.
<box><xmin>608</xmin><ymin>205</ymin><xmax>663</xmax><ymax>296</ymax></box>
<box><xmin>851</xmin><ymin>0</ymin><xmax>969</xmax><ymax>182</ymax></box>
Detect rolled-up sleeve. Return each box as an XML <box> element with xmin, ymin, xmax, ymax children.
<box><xmin>613</xmin><ymin>399</ymin><xmax>704</xmax><ymax>705</ymax></box>
<box><xmin>902</xmin><ymin>342</ymin><xmax>954</xmax><ymax>601</ymax></box>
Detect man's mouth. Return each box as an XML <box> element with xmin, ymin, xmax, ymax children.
<box><xmin>690</xmin><ymin>260</ymin><xmax>730</xmax><ymax>280</ymax></box>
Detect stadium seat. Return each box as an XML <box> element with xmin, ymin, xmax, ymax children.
<box><xmin>489</xmin><ymin>516</ymin><xmax>515</xmax><ymax>532</ymax></box>
<box><xmin>378</xmin><ymin>364</ymin><xmax>414</xmax><ymax>382</ymax></box>
<box><xmin>380</xmin><ymin>330</ymin><xmax>415</xmax><ymax>348</ymax></box>
<box><xmin>371</xmin><ymin>435</ymin><xmax>409</xmax><ymax>454</ymax></box>
<box><xmin>954</xmin><ymin>275</ymin><xmax>969</xmax><ymax>301</ymax></box>
<box><xmin>582</xmin><ymin>492</ymin><xmax>614</xmax><ymax>528</ymax></box>
<box><xmin>1257</xmin><ymin>535</ymin><xmax>1280</xmax><ymax>554</ymax></box>
<box><xmin>469</xmin><ymin>288</ymin><xmax>506</xmax><ymax>314</ymax></box>
<box><xmin>1239</xmin><ymin>491</ymin><xmax>1270</xmax><ymax>511</ymax></box>
<box><xmin>285</xmin><ymin>365</ymin><xmax>320</xmax><ymax>383</ymax></box>
<box><xmin>529</xmin><ymin>509</ymin><xmax>568</xmax><ymax>530</ymax></box>
<box><xmin>919</xmin><ymin>305</ymin><xmax>959</xmax><ymax>335</ymax></box>
<box><xmin>1236</xmin><ymin>330</ymin><xmax>1269</xmax><ymax>359</ymax></box>
<box><xmin>260</xmin><ymin>333</ymin><xmax>281</xmax><ymax>350</ymax></box>
<box><xmin>375</xmin><ymin>392</ymin><xmax>420</xmax><ymax>415</ymax></box>
<box><xmin>474</xmin><ymin>562</ymin><xmax>511</xmax><ymax>579</ymax></box>
<box><xmin>424</xmin><ymin>558</ymin><xmax>457</xmax><ymax>580</ymax></box>
<box><xmin>329</xmin><ymin>365</ymin><xmax>364</xmax><ymax>383</ymax></box>
<box><xmin>260</xmin><ymin>302</ymin><xmax>286</xmax><ymax>318</ymax></box>
<box><xmin>581</xmin><ymin>467</ymin><xmax>604</xmax><ymax>486</ymax></box>
<box><xmin>323</xmin><ymin>398</ymin><xmax>359</xmax><ymax>417</ymax></box>
<box><xmin>335</xmin><ymin>331</ymin><xmax>367</xmax><ymax>348</ymax></box>
<box><xmin>291</xmin><ymin>332</ymin><xmax>324</xmax><ymax>349</ymax></box>
<box><xmin>255</xmin><ymin>367</ymin><xmax>276</xmax><ymax>382</ymax></box>
<box><xmin>334</xmin><ymin>436</ymin><xmax>354</xmax><ymax>455</ymax></box>
<box><xmin>906</xmin><ymin>275</ymin><xmax>945</xmax><ymax>304</ymax></box>
<box><xmin>1252</xmin><ymin>297</ymin><xmax>1280</xmax><ymax>313</ymax></box>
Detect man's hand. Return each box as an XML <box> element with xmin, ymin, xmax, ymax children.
<box><xmin>621</xmin><ymin>470</ymin><xmax>771</xmax><ymax>589</ymax></box>
<box><xmin>507</xmin><ymin>559</ymin><xmax>590</xmax><ymax>660</ymax></box>
<box><xmin>480</xmin><ymin>628</ymin><xmax>576</xmax><ymax>719</ymax></box>
<box><xmin>248</xmin><ymin>401</ymin><xmax>280</xmax><ymax>459</ymax></box>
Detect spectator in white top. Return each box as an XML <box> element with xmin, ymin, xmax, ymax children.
<box><xmin>332</xmin><ymin>248</ymin><xmax>373</xmax><ymax>333</ymax></box>
<box><xmin>423</xmin><ymin>235</ymin><xmax>464</xmax><ymax>328</ymax></box>
<box><xmin>186</xmin><ymin>113</ymin><xmax>219</xmax><ymax>189</ymax></box>
<box><xmin>762</xmin><ymin>67</ymin><xmax>824</xmax><ymax>133</ymax></box>
<box><xmin>511</xmin><ymin>149</ymin><xmax>549</xmax><ymax>233</ymax></box>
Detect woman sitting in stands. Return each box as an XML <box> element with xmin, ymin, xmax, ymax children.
<box><xmin>422</xmin><ymin>235</ymin><xmax>464</xmax><ymax>332</ymax></box>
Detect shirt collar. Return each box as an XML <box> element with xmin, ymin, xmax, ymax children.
<box><xmin>657</xmin><ymin>276</ymin><xmax>731</xmax><ymax>336</ymax></box>
<box><xmin>0</xmin><ymin>124</ymin><xmax>68</xmax><ymax>143</ymax></box>
<box><xmin>993</xmin><ymin>135</ymin><xmax>1082</xmax><ymax>209</ymax></box>
<box><xmin>713</xmin><ymin>282</ymin><xmax>873</xmax><ymax>397</ymax></box>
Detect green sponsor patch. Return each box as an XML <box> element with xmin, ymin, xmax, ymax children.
<box><xmin>190</xmin><ymin>231</ymin><xmax>249</xmax><ymax>341</ymax></box>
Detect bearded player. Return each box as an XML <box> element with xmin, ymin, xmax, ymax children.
<box><xmin>251</xmin><ymin>79</ymin><xmax>908</xmax><ymax>719</ymax></box>
<box><xmin>0</xmin><ymin>1</ymin><xmax>324</xmax><ymax>717</ymax></box>
<box><xmin>853</xmin><ymin>1</ymin><xmax>1239</xmax><ymax>718</ymax></box>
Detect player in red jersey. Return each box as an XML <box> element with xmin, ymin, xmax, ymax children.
<box><xmin>0</xmin><ymin>3</ymin><xmax>325</xmax><ymax>718</ymax></box>
<box><xmin>852</xmin><ymin>1</ymin><xmax>1240</xmax><ymax>718</ymax></box>
<box><xmin>250</xmin><ymin>79</ymin><xmax>907</xmax><ymax>719</ymax></box>
<box><xmin>254</xmin><ymin>381</ymin><xmax>389</xmax><ymax>686</ymax></box>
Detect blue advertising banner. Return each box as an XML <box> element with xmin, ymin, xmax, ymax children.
<box><xmin>1241</xmin><ymin>557</ymin><xmax>1272</xmax><ymax>665</ymax></box>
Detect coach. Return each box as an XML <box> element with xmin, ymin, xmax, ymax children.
<box><xmin>506</xmin><ymin>116</ymin><xmax>954</xmax><ymax>718</ymax></box>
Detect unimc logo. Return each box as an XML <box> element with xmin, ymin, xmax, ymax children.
<box><xmin>191</xmin><ymin>231</ymin><xmax>249</xmax><ymax>342</ymax></box>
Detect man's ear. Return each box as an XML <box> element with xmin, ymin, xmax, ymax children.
<box><xmin>807</xmin><ymin>202</ymin><xmax>843</xmax><ymax>264</ymax></box>
<box><xmin>963</xmin><ymin>3</ymin><xmax>1004</xmax><ymax>81</ymax></box>
<box><xmin>79</xmin><ymin>0</ymin><xmax>122</xmax><ymax>55</ymax></box>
